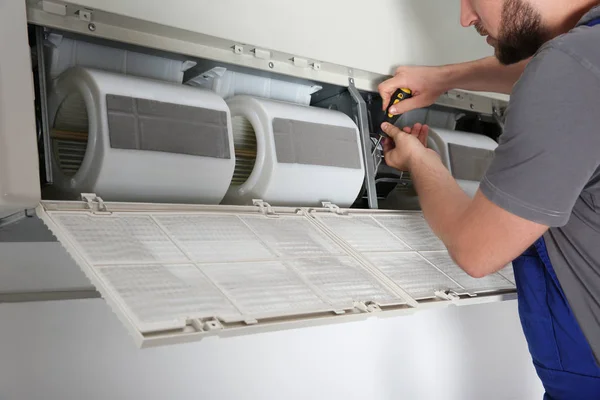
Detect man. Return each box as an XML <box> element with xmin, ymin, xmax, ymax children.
<box><xmin>378</xmin><ymin>0</ymin><xmax>600</xmax><ymax>398</ymax></box>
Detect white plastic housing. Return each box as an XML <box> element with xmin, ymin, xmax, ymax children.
<box><xmin>48</xmin><ymin>67</ymin><xmax>235</xmax><ymax>204</ymax></box>
<box><xmin>50</xmin><ymin>0</ymin><xmax>494</xmax><ymax>78</ymax></box>
<box><xmin>46</xmin><ymin>34</ymin><xmax>194</xmax><ymax>83</ymax></box>
<box><xmin>428</xmin><ymin>128</ymin><xmax>498</xmax><ymax>198</ymax></box>
<box><xmin>186</xmin><ymin>67</ymin><xmax>322</xmax><ymax>106</ymax></box>
<box><xmin>223</xmin><ymin>96</ymin><xmax>365</xmax><ymax>207</ymax></box>
<box><xmin>0</xmin><ymin>0</ymin><xmax>40</xmax><ymax>218</ymax></box>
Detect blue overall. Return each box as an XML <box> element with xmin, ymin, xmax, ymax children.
<box><xmin>513</xmin><ymin>239</ymin><xmax>600</xmax><ymax>399</ymax></box>
<box><xmin>511</xmin><ymin>17</ymin><xmax>600</xmax><ymax>399</ymax></box>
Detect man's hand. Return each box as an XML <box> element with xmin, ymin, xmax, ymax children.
<box><xmin>378</xmin><ymin>66</ymin><xmax>450</xmax><ymax>115</ymax></box>
<box><xmin>381</xmin><ymin>122</ymin><xmax>434</xmax><ymax>171</ymax></box>
<box><xmin>379</xmin><ymin>57</ymin><xmax>530</xmax><ymax>113</ymax></box>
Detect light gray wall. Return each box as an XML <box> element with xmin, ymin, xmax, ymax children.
<box><xmin>0</xmin><ymin>243</ymin><xmax>90</xmax><ymax>293</ymax></box>
<box><xmin>0</xmin><ymin>298</ymin><xmax>544</xmax><ymax>400</ymax></box>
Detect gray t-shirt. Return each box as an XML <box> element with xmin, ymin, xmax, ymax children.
<box><xmin>480</xmin><ymin>6</ymin><xmax>600</xmax><ymax>362</ymax></box>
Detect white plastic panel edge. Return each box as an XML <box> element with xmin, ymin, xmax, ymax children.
<box><xmin>0</xmin><ymin>0</ymin><xmax>41</xmax><ymax>218</ymax></box>
<box><xmin>37</xmin><ymin>200</ymin><xmax>516</xmax><ymax>348</ymax></box>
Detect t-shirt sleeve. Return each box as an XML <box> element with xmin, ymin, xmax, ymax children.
<box><xmin>480</xmin><ymin>47</ymin><xmax>600</xmax><ymax>227</ymax></box>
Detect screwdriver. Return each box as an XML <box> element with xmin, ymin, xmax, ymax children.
<box><xmin>379</xmin><ymin>87</ymin><xmax>413</xmax><ymax>137</ymax></box>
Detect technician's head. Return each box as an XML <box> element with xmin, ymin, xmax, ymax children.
<box><xmin>460</xmin><ymin>0</ymin><xmax>592</xmax><ymax>65</ymax></box>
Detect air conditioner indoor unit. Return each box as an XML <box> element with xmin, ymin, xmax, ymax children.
<box><xmin>0</xmin><ymin>0</ymin><xmax>514</xmax><ymax>349</ymax></box>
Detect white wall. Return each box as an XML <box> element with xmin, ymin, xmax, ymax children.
<box><xmin>0</xmin><ymin>299</ymin><xmax>543</xmax><ymax>400</ymax></box>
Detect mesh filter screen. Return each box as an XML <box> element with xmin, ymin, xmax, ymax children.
<box><xmin>42</xmin><ymin>207</ymin><xmax>516</xmax><ymax>338</ymax></box>
<box><xmin>363</xmin><ymin>252</ymin><xmax>466</xmax><ymax>299</ymax></box>
<box><xmin>420</xmin><ymin>251</ymin><xmax>514</xmax><ymax>294</ymax></box>
<box><xmin>287</xmin><ymin>256</ymin><xmax>399</xmax><ymax>307</ymax></box>
<box><xmin>47</xmin><ymin>211</ymin><xmax>408</xmax><ymax>333</ymax></box>
<box><xmin>316</xmin><ymin>213</ymin><xmax>515</xmax><ymax>299</ymax></box>
<box><xmin>316</xmin><ymin>215</ymin><xmax>411</xmax><ymax>252</ymax></box>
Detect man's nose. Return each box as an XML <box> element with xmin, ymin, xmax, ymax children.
<box><xmin>460</xmin><ymin>0</ymin><xmax>479</xmax><ymax>27</ymax></box>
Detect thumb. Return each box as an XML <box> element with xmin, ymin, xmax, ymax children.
<box><xmin>388</xmin><ymin>96</ymin><xmax>423</xmax><ymax>115</ymax></box>
<box><xmin>378</xmin><ymin>78</ymin><xmax>405</xmax><ymax>111</ymax></box>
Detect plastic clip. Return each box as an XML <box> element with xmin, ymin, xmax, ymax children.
<box><xmin>322</xmin><ymin>202</ymin><xmax>347</xmax><ymax>215</ymax></box>
<box><xmin>353</xmin><ymin>301</ymin><xmax>382</xmax><ymax>313</ymax></box>
<box><xmin>252</xmin><ymin>199</ymin><xmax>276</xmax><ymax>216</ymax></box>
<box><xmin>435</xmin><ymin>290</ymin><xmax>461</xmax><ymax>302</ymax></box>
<box><xmin>80</xmin><ymin>193</ymin><xmax>109</xmax><ymax>213</ymax></box>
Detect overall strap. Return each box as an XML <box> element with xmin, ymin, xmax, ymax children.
<box><xmin>586</xmin><ymin>17</ymin><xmax>600</xmax><ymax>27</ymax></box>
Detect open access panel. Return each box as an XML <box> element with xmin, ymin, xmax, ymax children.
<box><xmin>37</xmin><ymin>197</ymin><xmax>515</xmax><ymax>348</ymax></box>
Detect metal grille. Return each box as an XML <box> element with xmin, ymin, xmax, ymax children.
<box><xmin>231</xmin><ymin>116</ymin><xmax>257</xmax><ymax>185</ymax></box>
<box><xmin>52</xmin><ymin>92</ymin><xmax>88</xmax><ymax>177</ymax></box>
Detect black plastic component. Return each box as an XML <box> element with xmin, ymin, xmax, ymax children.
<box><xmin>379</xmin><ymin>88</ymin><xmax>412</xmax><ymax>137</ymax></box>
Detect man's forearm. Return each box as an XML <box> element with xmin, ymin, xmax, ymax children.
<box><xmin>407</xmin><ymin>149</ymin><xmax>537</xmax><ymax>276</ymax></box>
<box><xmin>442</xmin><ymin>56</ymin><xmax>530</xmax><ymax>95</ymax></box>
<box><xmin>408</xmin><ymin>150</ymin><xmax>471</xmax><ymax>251</ymax></box>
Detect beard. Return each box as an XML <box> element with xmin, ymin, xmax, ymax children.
<box><xmin>478</xmin><ymin>0</ymin><xmax>549</xmax><ymax>65</ymax></box>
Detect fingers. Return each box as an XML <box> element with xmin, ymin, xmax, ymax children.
<box><xmin>382</xmin><ymin>137</ymin><xmax>395</xmax><ymax>154</ymax></box>
<box><xmin>382</xmin><ymin>122</ymin><xmax>430</xmax><ymax>147</ymax></box>
<box><xmin>388</xmin><ymin>97</ymin><xmax>421</xmax><ymax>115</ymax></box>
<box><xmin>419</xmin><ymin>125</ymin><xmax>430</xmax><ymax>147</ymax></box>
<box><xmin>406</xmin><ymin>123</ymin><xmax>429</xmax><ymax>146</ymax></box>
<box><xmin>410</xmin><ymin>123</ymin><xmax>421</xmax><ymax>137</ymax></box>
<box><xmin>378</xmin><ymin>75</ymin><xmax>411</xmax><ymax>111</ymax></box>
<box><xmin>378</xmin><ymin>78</ymin><xmax>397</xmax><ymax>111</ymax></box>
<box><xmin>381</xmin><ymin>122</ymin><xmax>404</xmax><ymax>139</ymax></box>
